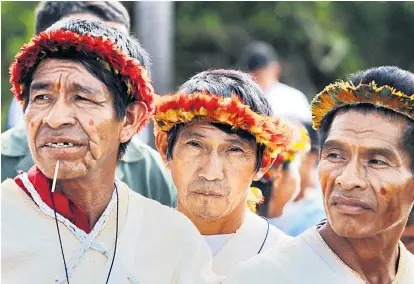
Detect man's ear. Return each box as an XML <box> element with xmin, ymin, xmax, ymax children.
<box><xmin>155</xmin><ymin>130</ymin><xmax>169</xmax><ymax>165</ymax></box>
<box><xmin>119</xmin><ymin>102</ymin><xmax>148</xmax><ymax>143</ymax></box>
<box><xmin>253</xmin><ymin>154</ymin><xmax>277</xmax><ymax>181</ymax></box>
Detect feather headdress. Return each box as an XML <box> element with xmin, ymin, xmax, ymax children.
<box><xmin>311</xmin><ymin>81</ymin><xmax>414</xmax><ymax>130</ymax></box>
<box><xmin>154</xmin><ymin>91</ymin><xmax>294</xmax><ymax>164</ymax></box>
<box><xmin>9</xmin><ymin>29</ymin><xmax>155</xmax><ymax>131</ymax></box>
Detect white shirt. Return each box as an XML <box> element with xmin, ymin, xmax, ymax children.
<box><xmin>264</xmin><ymin>82</ymin><xmax>312</xmax><ymax>122</ymax></box>
<box><xmin>203</xmin><ymin>211</ymin><xmax>291</xmax><ymax>276</ymax></box>
<box><xmin>7</xmin><ymin>98</ymin><xmax>25</xmax><ymax>129</ymax></box>
<box><xmin>224</xmin><ymin>227</ymin><xmax>414</xmax><ymax>284</ymax></box>
<box><xmin>2</xmin><ymin>178</ymin><xmax>223</xmax><ymax>284</ymax></box>
<box><xmin>204</xmin><ymin>234</ymin><xmax>233</xmax><ymax>256</ymax></box>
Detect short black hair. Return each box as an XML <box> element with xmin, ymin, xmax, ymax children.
<box><xmin>35</xmin><ymin>1</ymin><xmax>131</xmax><ymax>34</ymax></box>
<box><xmin>317</xmin><ymin>66</ymin><xmax>414</xmax><ymax>172</ymax></box>
<box><xmin>21</xmin><ymin>19</ymin><xmax>151</xmax><ymax>160</ymax></box>
<box><xmin>239</xmin><ymin>41</ymin><xmax>279</xmax><ymax>72</ymax></box>
<box><xmin>166</xmin><ymin>69</ymin><xmax>272</xmax><ymax>172</ymax></box>
<box><xmin>302</xmin><ymin>121</ymin><xmax>319</xmax><ymax>154</ymax></box>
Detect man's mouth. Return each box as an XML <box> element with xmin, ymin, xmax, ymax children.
<box><xmin>331</xmin><ymin>195</ymin><xmax>373</xmax><ymax>214</ymax></box>
<box><xmin>192</xmin><ymin>190</ymin><xmax>225</xmax><ymax>198</ymax></box>
<box><xmin>44</xmin><ymin>142</ymin><xmax>76</xmax><ymax>148</ymax></box>
<box><xmin>40</xmin><ymin>136</ymin><xmax>86</xmax><ymax>149</ymax></box>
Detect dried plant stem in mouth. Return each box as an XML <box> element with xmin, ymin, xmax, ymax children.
<box><xmin>51</xmin><ymin>160</ymin><xmax>60</xmax><ymax>193</ymax></box>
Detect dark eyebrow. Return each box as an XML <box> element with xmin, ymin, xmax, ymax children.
<box><xmin>73</xmin><ymin>83</ymin><xmax>96</xmax><ymax>96</ymax></box>
<box><xmin>365</xmin><ymin>147</ymin><xmax>398</xmax><ymax>161</ymax></box>
<box><xmin>323</xmin><ymin>140</ymin><xmax>398</xmax><ymax>161</ymax></box>
<box><xmin>29</xmin><ymin>82</ymin><xmax>97</xmax><ymax>96</ymax></box>
<box><xmin>182</xmin><ymin>131</ymin><xmax>251</xmax><ymax>146</ymax></box>
<box><xmin>30</xmin><ymin>82</ymin><xmax>50</xmax><ymax>92</ymax></box>
<box><xmin>224</xmin><ymin>138</ymin><xmax>250</xmax><ymax>147</ymax></box>
<box><xmin>322</xmin><ymin>140</ymin><xmax>344</xmax><ymax>151</ymax></box>
<box><xmin>181</xmin><ymin>131</ymin><xmax>206</xmax><ymax>139</ymax></box>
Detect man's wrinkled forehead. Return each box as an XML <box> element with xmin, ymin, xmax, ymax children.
<box><xmin>30</xmin><ymin>58</ymin><xmax>108</xmax><ymax>96</ymax></box>
<box><xmin>327</xmin><ymin>110</ymin><xmax>405</xmax><ymax>147</ymax></box>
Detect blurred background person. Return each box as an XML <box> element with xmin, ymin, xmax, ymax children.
<box><xmin>1</xmin><ymin>1</ymin><xmax>177</xmax><ymax>207</ymax></box>
<box><xmin>251</xmin><ymin>122</ymin><xmax>311</xmax><ymax>232</ymax></box>
<box><xmin>272</xmin><ymin>121</ymin><xmax>326</xmax><ymax>236</ymax></box>
<box><xmin>239</xmin><ymin>41</ymin><xmax>312</xmax><ymax>122</ymax></box>
<box><xmin>402</xmin><ymin>208</ymin><xmax>414</xmax><ymax>254</ymax></box>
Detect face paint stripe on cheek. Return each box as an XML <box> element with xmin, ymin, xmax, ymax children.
<box><xmin>78</xmin><ymin>116</ymin><xmax>102</xmax><ymax>160</ymax></box>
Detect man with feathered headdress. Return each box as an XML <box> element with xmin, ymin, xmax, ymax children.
<box><xmin>1</xmin><ymin>18</ymin><xmax>221</xmax><ymax>284</ymax></box>
<box><xmin>2</xmin><ymin>0</ymin><xmax>177</xmax><ymax>208</ymax></box>
<box><xmin>154</xmin><ymin>69</ymin><xmax>294</xmax><ymax>276</ymax></box>
<box><xmin>224</xmin><ymin>66</ymin><xmax>414</xmax><ymax>283</ymax></box>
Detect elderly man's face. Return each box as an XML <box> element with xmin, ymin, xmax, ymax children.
<box><xmin>318</xmin><ymin>111</ymin><xmax>414</xmax><ymax>238</ymax></box>
<box><xmin>169</xmin><ymin>123</ymin><xmax>263</xmax><ymax>220</ymax></box>
<box><xmin>25</xmin><ymin>59</ymin><xmax>125</xmax><ymax>179</ymax></box>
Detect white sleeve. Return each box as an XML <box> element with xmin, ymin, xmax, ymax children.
<box><xmin>222</xmin><ymin>255</ymin><xmax>282</xmax><ymax>284</ymax></box>
<box><xmin>7</xmin><ymin>98</ymin><xmax>25</xmax><ymax>129</ymax></box>
<box><xmin>172</xmin><ymin>219</ymin><xmax>224</xmax><ymax>284</ymax></box>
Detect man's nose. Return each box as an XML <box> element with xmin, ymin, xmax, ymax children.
<box><xmin>42</xmin><ymin>97</ymin><xmax>76</xmax><ymax>129</ymax></box>
<box><xmin>335</xmin><ymin>157</ymin><xmax>368</xmax><ymax>191</ymax></box>
<box><xmin>197</xmin><ymin>151</ymin><xmax>225</xmax><ymax>181</ymax></box>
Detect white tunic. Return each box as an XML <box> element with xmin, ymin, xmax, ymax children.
<box><xmin>224</xmin><ymin>227</ymin><xmax>414</xmax><ymax>284</ymax></box>
<box><xmin>205</xmin><ymin>211</ymin><xmax>291</xmax><ymax>276</ymax></box>
<box><xmin>1</xmin><ymin>177</ymin><xmax>223</xmax><ymax>284</ymax></box>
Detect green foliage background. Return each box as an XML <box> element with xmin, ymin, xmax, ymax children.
<box><xmin>2</xmin><ymin>1</ymin><xmax>414</xmax><ymax>132</ymax></box>
<box><xmin>1</xmin><ymin>1</ymin><xmax>38</xmax><ymax>132</ymax></box>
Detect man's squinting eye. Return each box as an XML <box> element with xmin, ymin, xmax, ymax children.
<box><xmin>228</xmin><ymin>146</ymin><xmax>244</xmax><ymax>153</ymax></box>
<box><xmin>326</xmin><ymin>152</ymin><xmax>342</xmax><ymax>160</ymax></box>
<box><xmin>75</xmin><ymin>95</ymin><xmax>92</xmax><ymax>102</ymax></box>
<box><xmin>186</xmin><ymin>140</ymin><xmax>202</xmax><ymax>148</ymax></box>
<box><xmin>369</xmin><ymin>159</ymin><xmax>389</xmax><ymax>166</ymax></box>
<box><xmin>33</xmin><ymin>94</ymin><xmax>51</xmax><ymax>102</ymax></box>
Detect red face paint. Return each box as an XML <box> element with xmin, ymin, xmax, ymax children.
<box><xmin>380</xmin><ymin>188</ymin><xmax>387</xmax><ymax>195</ymax></box>
<box><xmin>56</xmin><ymin>82</ymin><xmax>61</xmax><ymax>91</ymax></box>
<box><xmin>89</xmin><ymin>119</ymin><xmax>95</xmax><ymax>126</ymax></box>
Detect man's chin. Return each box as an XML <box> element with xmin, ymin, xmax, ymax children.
<box><xmin>37</xmin><ymin>162</ymin><xmax>87</xmax><ymax>180</ymax></box>
<box><xmin>330</xmin><ymin>220</ymin><xmax>375</xmax><ymax>239</ymax></box>
<box><xmin>194</xmin><ymin>212</ymin><xmax>221</xmax><ymax>221</ymax></box>
<box><xmin>191</xmin><ymin>206</ymin><xmax>225</xmax><ymax>221</ymax></box>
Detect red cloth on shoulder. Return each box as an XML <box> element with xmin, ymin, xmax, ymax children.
<box><xmin>14</xmin><ymin>166</ymin><xmax>91</xmax><ymax>233</ymax></box>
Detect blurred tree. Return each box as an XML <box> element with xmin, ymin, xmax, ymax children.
<box><xmin>175</xmin><ymin>1</ymin><xmax>414</xmax><ymax>98</ymax></box>
<box><xmin>1</xmin><ymin>1</ymin><xmax>38</xmax><ymax>132</ymax></box>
